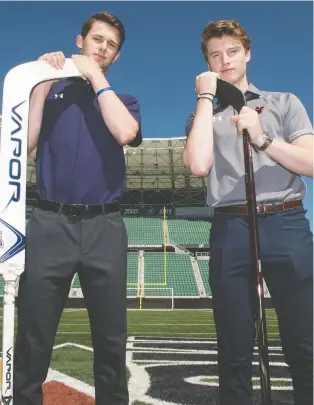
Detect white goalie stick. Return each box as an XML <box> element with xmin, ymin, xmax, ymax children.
<box><xmin>0</xmin><ymin>59</ymin><xmax>82</xmax><ymax>405</ymax></box>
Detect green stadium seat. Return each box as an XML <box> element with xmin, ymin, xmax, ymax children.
<box><xmin>167</xmin><ymin>219</ymin><xmax>210</xmax><ymax>245</ymax></box>
<box><xmin>72</xmin><ymin>274</ymin><xmax>81</xmax><ymax>288</ymax></box>
<box><xmin>126</xmin><ymin>252</ymin><xmax>139</xmax><ymax>296</ymax></box>
<box><xmin>123</xmin><ymin>217</ymin><xmax>164</xmax><ymax>245</ymax></box>
<box><xmin>144</xmin><ymin>252</ymin><xmax>199</xmax><ymax>297</ymax></box>
<box><xmin>71</xmin><ymin>253</ymin><xmax>139</xmax><ymax>297</ymax></box>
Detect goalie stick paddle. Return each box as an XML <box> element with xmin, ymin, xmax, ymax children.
<box><xmin>215</xmin><ymin>78</ymin><xmax>272</xmax><ymax>405</ymax></box>
<box><xmin>0</xmin><ymin>59</ymin><xmax>82</xmax><ymax>405</ymax></box>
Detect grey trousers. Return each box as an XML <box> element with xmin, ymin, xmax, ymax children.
<box><xmin>13</xmin><ymin>207</ymin><xmax>129</xmax><ymax>405</ymax></box>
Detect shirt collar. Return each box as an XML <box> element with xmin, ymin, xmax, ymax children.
<box><xmin>67</xmin><ymin>77</ymin><xmax>86</xmax><ymax>84</ymax></box>
<box><xmin>66</xmin><ymin>77</ymin><xmax>94</xmax><ymax>91</ymax></box>
<box><xmin>245</xmin><ymin>83</ymin><xmax>265</xmax><ymax>101</ymax></box>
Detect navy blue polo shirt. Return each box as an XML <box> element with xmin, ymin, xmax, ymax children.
<box><xmin>35</xmin><ymin>78</ymin><xmax>142</xmax><ymax>204</ymax></box>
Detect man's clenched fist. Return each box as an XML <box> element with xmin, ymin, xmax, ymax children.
<box><xmin>195</xmin><ymin>71</ymin><xmax>219</xmax><ymax>96</ymax></box>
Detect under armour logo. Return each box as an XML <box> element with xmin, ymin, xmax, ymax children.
<box><xmin>213</xmin><ymin>115</ymin><xmax>223</xmax><ymax>121</ymax></box>
<box><xmin>255</xmin><ymin>106</ymin><xmax>264</xmax><ymax>115</ymax></box>
<box><xmin>54</xmin><ymin>93</ymin><xmax>64</xmax><ymax>99</ymax></box>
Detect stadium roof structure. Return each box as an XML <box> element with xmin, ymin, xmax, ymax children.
<box><xmin>0</xmin><ymin>115</ymin><xmax>207</xmax><ymax>206</ymax></box>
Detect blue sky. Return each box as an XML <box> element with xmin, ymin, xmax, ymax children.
<box><xmin>0</xmin><ymin>1</ymin><xmax>313</xmax><ymax>226</ymax></box>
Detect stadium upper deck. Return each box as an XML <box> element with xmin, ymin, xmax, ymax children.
<box><xmin>0</xmin><ymin>114</ymin><xmax>208</xmax><ymax>208</ymax></box>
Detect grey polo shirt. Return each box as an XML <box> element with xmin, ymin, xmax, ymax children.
<box><xmin>185</xmin><ymin>83</ymin><xmax>314</xmax><ymax>208</ymax></box>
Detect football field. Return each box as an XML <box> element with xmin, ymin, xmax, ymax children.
<box><xmin>0</xmin><ymin>309</ymin><xmax>293</xmax><ymax>405</ymax></box>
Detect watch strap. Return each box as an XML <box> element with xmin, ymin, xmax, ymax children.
<box><xmin>258</xmin><ymin>132</ymin><xmax>273</xmax><ymax>151</ymax></box>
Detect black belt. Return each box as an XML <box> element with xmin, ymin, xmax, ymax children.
<box><xmin>36</xmin><ymin>198</ymin><xmax>120</xmax><ymax>217</ymax></box>
<box><xmin>214</xmin><ymin>200</ymin><xmax>303</xmax><ymax>216</ymax></box>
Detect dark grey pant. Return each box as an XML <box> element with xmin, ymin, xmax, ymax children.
<box><xmin>13</xmin><ymin>207</ymin><xmax>129</xmax><ymax>405</ymax></box>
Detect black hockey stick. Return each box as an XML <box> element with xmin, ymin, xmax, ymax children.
<box><xmin>215</xmin><ymin>78</ymin><xmax>272</xmax><ymax>405</ymax></box>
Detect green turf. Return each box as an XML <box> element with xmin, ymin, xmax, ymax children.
<box><xmin>54</xmin><ymin>309</ymin><xmax>280</xmax><ymax>342</ymax></box>
<box><xmin>0</xmin><ymin>308</ymin><xmax>282</xmax><ymax>405</ymax></box>
<box><xmin>0</xmin><ymin>309</ymin><xmax>280</xmax><ymax>349</ymax></box>
<box><xmin>51</xmin><ymin>346</ymin><xmax>94</xmax><ymax>386</ymax></box>
<box><xmin>44</xmin><ymin>308</ymin><xmax>280</xmax><ymax>394</ymax></box>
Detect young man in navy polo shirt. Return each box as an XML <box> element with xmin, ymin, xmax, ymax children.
<box><xmin>14</xmin><ymin>11</ymin><xmax>142</xmax><ymax>405</ymax></box>
<box><xmin>183</xmin><ymin>20</ymin><xmax>313</xmax><ymax>405</ymax></box>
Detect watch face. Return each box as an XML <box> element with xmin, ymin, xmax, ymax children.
<box><xmin>260</xmin><ymin>132</ymin><xmax>273</xmax><ymax>151</ymax></box>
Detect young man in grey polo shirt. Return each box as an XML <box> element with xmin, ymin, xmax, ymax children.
<box><xmin>183</xmin><ymin>20</ymin><xmax>313</xmax><ymax>405</ymax></box>
<box><xmin>14</xmin><ymin>11</ymin><xmax>142</xmax><ymax>405</ymax></box>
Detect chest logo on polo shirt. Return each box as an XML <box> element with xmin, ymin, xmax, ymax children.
<box><xmin>213</xmin><ymin>115</ymin><xmax>223</xmax><ymax>121</ymax></box>
<box><xmin>255</xmin><ymin>106</ymin><xmax>264</xmax><ymax>114</ymax></box>
<box><xmin>54</xmin><ymin>93</ymin><xmax>64</xmax><ymax>99</ymax></box>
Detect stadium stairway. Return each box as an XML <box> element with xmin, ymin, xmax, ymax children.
<box><xmin>127</xmin><ymin>251</ymin><xmax>142</xmax><ymax>296</ymax></box>
<box><xmin>138</xmin><ymin>249</ymin><xmax>144</xmax><ymax>289</ymax></box>
<box><xmin>190</xmin><ymin>257</ymin><xmax>207</xmax><ymax>297</ymax></box>
<box><xmin>197</xmin><ymin>258</ymin><xmax>212</xmax><ymax>296</ymax></box>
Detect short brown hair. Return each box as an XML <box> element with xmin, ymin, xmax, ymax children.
<box><xmin>81</xmin><ymin>11</ymin><xmax>125</xmax><ymax>51</ymax></box>
<box><xmin>201</xmin><ymin>20</ymin><xmax>251</xmax><ymax>62</ymax></box>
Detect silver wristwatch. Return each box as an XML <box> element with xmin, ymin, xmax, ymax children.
<box><xmin>257</xmin><ymin>131</ymin><xmax>273</xmax><ymax>151</ymax></box>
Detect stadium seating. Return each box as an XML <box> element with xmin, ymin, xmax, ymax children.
<box><xmin>72</xmin><ymin>274</ymin><xmax>80</xmax><ymax>288</ymax></box>
<box><xmin>70</xmin><ymin>252</ymin><xmax>139</xmax><ymax>294</ymax></box>
<box><xmin>123</xmin><ymin>217</ymin><xmax>164</xmax><ymax>245</ymax></box>
<box><xmin>144</xmin><ymin>252</ymin><xmax>199</xmax><ymax>296</ymax></box>
<box><xmin>9</xmin><ymin>216</ymin><xmax>211</xmax><ymax>301</ymax></box>
<box><xmin>126</xmin><ymin>252</ymin><xmax>139</xmax><ymax>296</ymax></box>
<box><xmin>68</xmin><ymin>251</ymin><xmax>204</xmax><ymax>298</ymax></box>
<box><xmin>167</xmin><ymin>219</ymin><xmax>210</xmax><ymax>245</ymax></box>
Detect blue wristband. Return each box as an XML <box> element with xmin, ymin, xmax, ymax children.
<box><xmin>96</xmin><ymin>86</ymin><xmax>112</xmax><ymax>97</ymax></box>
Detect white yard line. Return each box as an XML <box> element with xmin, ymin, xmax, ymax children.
<box><xmin>133</xmin><ymin>360</ymin><xmax>288</xmax><ymax>367</ymax></box>
<box><xmin>130</xmin><ymin>348</ymin><xmax>284</xmax><ymax>356</ymax></box>
<box><xmin>185</xmin><ymin>376</ymin><xmax>292</xmax><ymax>390</ymax></box>
<box><xmin>45</xmin><ymin>368</ymin><xmax>95</xmax><ymax>397</ymax></box>
<box><xmin>46</xmin><ymin>336</ymin><xmax>289</xmax><ymax>405</ymax></box>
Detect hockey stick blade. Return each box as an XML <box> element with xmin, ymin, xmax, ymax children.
<box><xmin>216</xmin><ymin>78</ymin><xmax>246</xmax><ymax>113</ymax></box>
<box><xmin>0</xmin><ymin>59</ymin><xmax>82</xmax><ymax>405</ymax></box>
<box><xmin>0</xmin><ymin>59</ymin><xmax>82</xmax><ymax>276</ymax></box>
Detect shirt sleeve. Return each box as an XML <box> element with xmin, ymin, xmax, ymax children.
<box><xmin>185</xmin><ymin>113</ymin><xmax>195</xmax><ymax>137</ymax></box>
<box><xmin>283</xmin><ymin>93</ymin><xmax>314</xmax><ymax>143</ymax></box>
<box><xmin>124</xmin><ymin>95</ymin><xmax>142</xmax><ymax>147</ymax></box>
